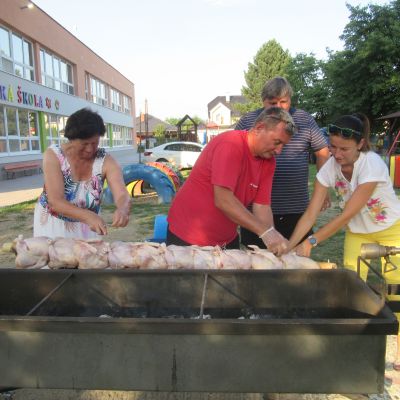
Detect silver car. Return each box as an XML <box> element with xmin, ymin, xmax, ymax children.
<box><xmin>143</xmin><ymin>141</ymin><xmax>204</xmax><ymax>169</ymax></box>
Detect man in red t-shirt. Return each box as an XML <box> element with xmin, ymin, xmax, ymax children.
<box><xmin>167</xmin><ymin>107</ymin><xmax>295</xmax><ymax>253</ymax></box>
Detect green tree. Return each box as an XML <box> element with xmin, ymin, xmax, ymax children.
<box><xmin>285</xmin><ymin>53</ymin><xmax>330</xmax><ymax>125</ymax></box>
<box><xmin>165</xmin><ymin>116</ymin><xmax>203</xmax><ymax>126</ymax></box>
<box><xmin>238</xmin><ymin>39</ymin><xmax>291</xmax><ymax>114</ymax></box>
<box><xmin>153</xmin><ymin>124</ymin><xmax>166</xmax><ymax>139</ymax></box>
<box><xmin>165</xmin><ymin>117</ymin><xmax>179</xmax><ymax>125</ymax></box>
<box><xmin>324</xmin><ymin>1</ymin><xmax>400</xmax><ymax>129</ymax></box>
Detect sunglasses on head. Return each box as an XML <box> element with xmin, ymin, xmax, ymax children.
<box><xmin>267</xmin><ymin>115</ymin><xmax>297</xmax><ymax>134</ymax></box>
<box><xmin>328</xmin><ymin>124</ymin><xmax>362</xmax><ymax>138</ymax></box>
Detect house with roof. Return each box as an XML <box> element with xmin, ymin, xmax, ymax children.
<box><xmin>207</xmin><ymin>95</ymin><xmax>247</xmax><ymax>132</ymax></box>
<box><xmin>135</xmin><ymin>114</ymin><xmax>177</xmax><ymax>147</ymax></box>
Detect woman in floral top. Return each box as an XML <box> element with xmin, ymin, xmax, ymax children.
<box><xmin>34</xmin><ymin>108</ymin><xmax>131</xmax><ymax>239</ymax></box>
<box><xmin>286</xmin><ymin>113</ymin><xmax>400</xmax><ymax>369</ymax></box>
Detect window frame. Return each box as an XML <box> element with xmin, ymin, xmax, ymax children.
<box><xmin>89</xmin><ymin>75</ymin><xmax>108</xmax><ymax>107</ymax></box>
<box><xmin>110</xmin><ymin>88</ymin><xmax>122</xmax><ymax>112</ymax></box>
<box><xmin>123</xmin><ymin>95</ymin><xmax>131</xmax><ymax>114</ymax></box>
<box><xmin>0</xmin><ymin>105</ymin><xmax>41</xmax><ymax>155</ymax></box>
<box><xmin>44</xmin><ymin>113</ymin><xmax>67</xmax><ymax>148</ymax></box>
<box><xmin>0</xmin><ymin>25</ymin><xmax>35</xmax><ymax>81</ymax></box>
<box><xmin>40</xmin><ymin>48</ymin><xmax>74</xmax><ymax>95</ymax></box>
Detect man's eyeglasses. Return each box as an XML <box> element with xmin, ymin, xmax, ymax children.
<box><xmin>267</xmin><ymin>115</ymin><xmax>297</xmax><ymax>134</ymax></box>
<box><xmin>328</xmin><ymin>124</ymin><xmax>362</xmax><ymax>139</ymax></box>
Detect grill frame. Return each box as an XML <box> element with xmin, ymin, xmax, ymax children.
<box><xmin>0</xmin><ymin>268</ymin><xmax>397</xmax><ymax>393</ymax></box>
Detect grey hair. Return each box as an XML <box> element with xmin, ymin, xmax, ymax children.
<box><xmin>254</xmin><ymin>107</ymin><xmax>296</xmax><ymax>136</ymax></box>
<box><xmin>261</xmin><ymin>76</ymin><xmax>293</xmax><ymax>101</ymax></box>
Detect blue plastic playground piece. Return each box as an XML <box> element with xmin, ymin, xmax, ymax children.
<box><xmin>102</xmin><ymin>163</ymin><xmax>176</xmax><ymax>205</ymax></box>
<box><xmin>146</xmin><ymin>214</ymin><xmax>168</xmax><ymax>243</ymax></box>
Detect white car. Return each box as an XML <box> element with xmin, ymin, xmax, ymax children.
<box><xmin>143</xmin><ymin>141</ymin><xmax>204</xmax><ymax>169</ymax></box>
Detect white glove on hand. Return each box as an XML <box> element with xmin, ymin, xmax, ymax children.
<box><xmin>259</xmin><ymin>227</ymin><xmax>289</xmax><ymax>256</ymax></box>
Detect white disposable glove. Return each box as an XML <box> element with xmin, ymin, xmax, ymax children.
<box><xmin>259</xmin><ymin>227</ymin><xmax>289</xmax><ymax>256</ymax></box>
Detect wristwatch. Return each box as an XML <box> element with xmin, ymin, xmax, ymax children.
<box><xmin>307</xmin><ymin>235</ymin><xmax>318</xmax><ymax>247</ymax></box>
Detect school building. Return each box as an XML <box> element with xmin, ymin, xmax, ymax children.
<box><xmin>0</xmin><ymin>0</ymin><xmax>136</xmax><ymax>179</ymax></box>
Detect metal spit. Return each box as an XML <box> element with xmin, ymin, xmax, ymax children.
<box><xmin>359</xmin><ymin>243</ymin><xmax>400</xmax><ymax>311</ymax></box>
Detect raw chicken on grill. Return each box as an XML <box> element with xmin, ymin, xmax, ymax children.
<box><xmin>48</xmin><ymin>238</ymin><xmax>80</xmax><ymax>269</ymax></box>
<box><xmin>192</xmin><ymin>246</ymin><xmax>221</xmax><ymax>269</ymax></box>
<box><xmin>132</xmin><ymin>242</ymin><xmax>168</xmax><ymax>269</ymax></box>
<box><xmin>108</xmin><ymin>241</ymin><xmax>137</xmax><ymax>269</ymax></box>
<box><xmin>165</xmin><ymin>245</ymin><xmax>194</xmax><ymax>269</ymax></box>
<box><xmin>247</xmin><ymin>246</ymin><xmax>283</xmax><ymax>270</ymax></box>
<box><xmin>219</xmin><ymin>249</ymin><xmax>252</xmax><ymax>269</ymax></box>
<box><xmin>76</xmin><ymin>239</ymin><xmax>110</xmax><ymax>269</ymax></box>
<box><xmin>12</xmin><ymin>235</ymin><xmax>50</xmax><ymax>269</ymax></box>
<box><xmin>280</xmin><ymin>252</ymin><xmax>320</xmax><ymax>269</ymax></box>
<box><xmin>8</xmin><ymin>237</ymin><xmax>321</xmax><ymax>270</ymax></box>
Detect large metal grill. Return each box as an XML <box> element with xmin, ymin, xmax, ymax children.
<box><xmin>0</xmin><ymin>268</ymin><xmax>397</xmax><ymax>393</ymax></box>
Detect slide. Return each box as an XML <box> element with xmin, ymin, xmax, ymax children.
<box><xmin>103</xmin><ymin>163</ymin><xmax>176</xmax><ymax>204</ymax></box>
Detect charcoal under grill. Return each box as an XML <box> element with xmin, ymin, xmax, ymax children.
<box><xmin>0</xmin><ymin>268</ymin><xmax>397</xmax><ymax>393</ymax></box>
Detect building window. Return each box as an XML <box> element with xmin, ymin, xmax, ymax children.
<box><xmin>44</xmin><ymin>113</ymin><xmax>67</xmax><ymax>147</ymax></box>
<box><xmin>0</xmin><ymin>26</ymin><xmax>34</xmax><ymax>81</ymax></box>
<box><xmin>85</xmin><ymin>74</ymin><xmax>89</xmax><ymax>100</ymax></box>
<box><xmin>89</xmin><ymin>76</ymin><xmax>108</xmax><ymax>107</ymax></box>
<box><xmin>0</xmin><ymin>105</ymin><xmax>40</xmax><ymax>154</ymax></box>
<box><xmin>122</xmin><ymin>126</ymin><xmax>133</xmax><ymax>145</ymax></box>
<box><xmin>123</xmin><ymin>95</ymin><xmax>131</xmax><ymax>114</ymax></box>
<box><xmin>112</xmin><ymin>125</ymin><xmax>122</xmax><ymax>146</ymax></box>
<box><xmin>57</xmin><ymin>115</ymin><xmax>68</xmax><ymax>144</ymax></box>
<box><xmin>40</xmin><ymin>49</ymin><xmax>74</xmax><ymax>95</ymax></box>
<box><xmin>100</xmin><ymin>127</ymin><xmax>110</xmax><ymax>148</ymax></box>
<box><xmin>110</xmin><ymin>88</ymin><xmax>122</xmax><ymax>112</ymax></box>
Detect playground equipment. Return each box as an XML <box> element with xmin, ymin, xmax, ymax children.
<box><xmin>126</xmin><ymin>180</ymin><xmax>145</xmax><ymax>197</ymax></box>
<box><xmin>145</xmin><ymin>214</ymin><xmax>168</xmax><ymax>243</ymax></box>
<box><xmin>103</xmin><ymin>164</ymin><xmax>176</xmax><ymax>204</ymax></box>
<box><xmin>146</xmin><ymin>161</ymin><xmax>181</xmax><ymax>191</ymax></box>
<box><xmin>125</xmin><ymin>162</ymin><xmax>184</xmax><ymax>199</ymax></box>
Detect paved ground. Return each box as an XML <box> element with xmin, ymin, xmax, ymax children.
<box><xmin>0</xmin><ymin>149</ymin><xmax>140</xmax><ymax>207</ymax></box>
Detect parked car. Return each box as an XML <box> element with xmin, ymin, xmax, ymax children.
<box><xmin>143</xmin><ymin>141</ymin><xmax>204</xmax><ymax>169</ymax></box>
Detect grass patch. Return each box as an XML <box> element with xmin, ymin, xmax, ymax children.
<box><xmin>307</xmin><ymin>164</ymin><xmax>344</xmax><ymax>265</ymax></box>
<box><xmin>0</xmin><ymin>200</ymin><xmax>36</xmax><ymax>217</ymax></box>
<box><xmin>2</xmin><ymin>164</ymin><xmax>398</xmax><ymax>270</ymax></box>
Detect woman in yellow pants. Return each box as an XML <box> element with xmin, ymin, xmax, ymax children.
<box><xmin>285</xmin><ymin>113</ymin><xmax>400</xmax><ymax>370</ymax></box>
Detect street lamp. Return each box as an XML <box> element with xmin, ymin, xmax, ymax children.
<box><xmin>20</xmin><ymin>3</ymin><xmax>34</xmax><ymax>10</ymax></box>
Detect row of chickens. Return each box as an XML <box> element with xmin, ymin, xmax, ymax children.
<box><xmin>8</xmin><ymin>235</ymin><xmax>320</xmax><ymax>270</ymax></box>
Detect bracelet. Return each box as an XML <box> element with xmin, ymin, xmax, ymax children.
<box><xmin>259</xmin><ymin>226</ymin><xmax>274</xmax><ymax>239</ymax></box>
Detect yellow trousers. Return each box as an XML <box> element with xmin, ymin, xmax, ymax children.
<box><xmin>343</xmin><ymin>219</ymin><xmax>400</xmax><ymax>282</ymax></box>
<box><xmin>344</xmin><ymin>220</ymin><xmax>400</xmax><ymax>330</ymax></box>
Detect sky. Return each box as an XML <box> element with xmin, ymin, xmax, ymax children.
<box><xmin>33</xmin><ymin>0</ymin><xmax>390</xmax><ymax>121</ymax></box>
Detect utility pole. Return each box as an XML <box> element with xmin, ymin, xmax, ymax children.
<box><xmin>139</xmin><ymin>110</ymin><xmax>143</xmax><ymax>163</ymax></box>
<box><xmin>145</xmin><ymin>99</ymin><xmax>149</xmax><ymax>149</ymax></box>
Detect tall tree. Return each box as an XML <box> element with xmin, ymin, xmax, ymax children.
<box><xmin>238</xmin><ymin>40</ymin><xmax>291</xmax><ymax>114</ymax></box>
<box><xmin>324</xmin><ymin>0</ymin><xmax>400</xmax><ymax>129</ymax></box>
<box><xmin>285</xmin><ymin>53</ymin><xmax>329</xmax><ymax>125</ymax></box>
<box><xmin>153</xmin><ymin>124</ymin><xmax>166</xmax><ymax>139</ymax></box>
